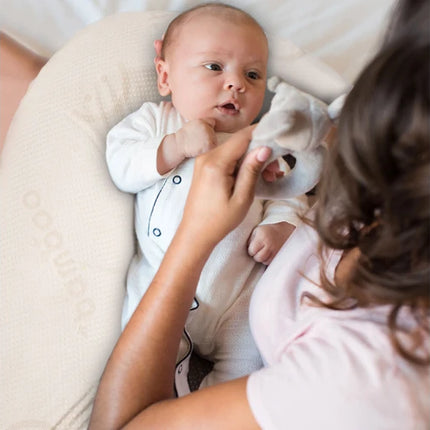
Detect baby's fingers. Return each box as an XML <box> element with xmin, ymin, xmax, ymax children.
<box><xmin>262</xmin><ymin>159</ymin><xmax>285</xmax><ymax>183</ymax></box>
<box><xmin>247</xmin><ymin>233</ymin><xmax>262</xmax><ymax>258</ymax></box>
<box><xmin>248</xmin><ymin>241</ymin><xmax>273</xmax><ymax>265</ymax></box>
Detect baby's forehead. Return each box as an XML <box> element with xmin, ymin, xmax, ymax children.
<box><xmin>163</xmin><ymin>6</ymin><xmax>266</xmax><ymax>57</ymax></box>
<box><xmin>183</xmin><ymin>6</ymin><xmax>256</xmax><ymax>24</ymax></box>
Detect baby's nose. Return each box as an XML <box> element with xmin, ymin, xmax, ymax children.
<box><xmin>224</xmin><ymin>73</ymin><xmax>246</xmax><ymax>93</ymax></box>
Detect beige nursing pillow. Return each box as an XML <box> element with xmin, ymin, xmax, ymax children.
<box><xmin>0</xmin><ymin>10</ymin><xmax>347</xmax><ymax>428</ymax></box>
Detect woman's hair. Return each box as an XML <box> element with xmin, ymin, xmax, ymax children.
<box><xmin>312</xmin><ymin>3</ymin><xmax>430</xmax><ymax>365</ymax></box>
<box><xmin>384</xmin><ymin>0</ymin><xmax>430</xmax><ymax>46</ymax></box>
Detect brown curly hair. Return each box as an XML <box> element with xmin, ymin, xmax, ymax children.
<box><xmin>312</xmin><ymin>18</ymin><xmax>430</xmax><ymax>365</ymax></box>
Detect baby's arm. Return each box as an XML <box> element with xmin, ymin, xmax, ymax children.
<box><xmin>247</xmin><ymin>196</ymin><xmax>309</xmax><ymax>265</ymax></box>
<box><xmin>157</xmin><ymin>118</ymin><xmax>216</xmax><ymax>174</ymax></box>
<box><xmin>106</xmin><ymin>103</ymin><xmax>169</xmax><ymax>193</ymax></box>
<box><xmin>107</xmin><ymin>103</ymin><xmax>216</xmax><ymax>192</ymax></box>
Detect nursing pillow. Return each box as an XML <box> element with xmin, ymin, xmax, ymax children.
<box><xmin>0</xmin><ymin>10</ymin><xmax>348</xmax><ymax>428</ymax></box>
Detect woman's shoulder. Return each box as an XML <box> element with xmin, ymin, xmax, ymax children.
<box><xmin>247</xmin><ymin>312</ymin><xmax>430</xmax><ymax>429</ymax></box>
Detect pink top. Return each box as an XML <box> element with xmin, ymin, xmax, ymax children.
<box><xmin>247</xmin><ymin>221</ymin><xmax>430</xmax><ymax>429</ymax></box>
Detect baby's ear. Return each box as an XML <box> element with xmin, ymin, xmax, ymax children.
<box><xmin>153</xmin><ymin>39</ymin><xmax>163</xmax><ymax>60</ymax></box>
<box><xmin>155</xmin><ymin>58</ymin><xmax>171</xmax><ymax>97</ymax></box>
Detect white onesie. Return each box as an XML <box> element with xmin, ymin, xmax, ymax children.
<box><xmin>106</xmin><ymin>101</ymin><xmax>308</xmax><ymax>391</ymax></box>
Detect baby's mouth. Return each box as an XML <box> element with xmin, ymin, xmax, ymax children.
<box><xmin>217</xmin><ymin>102</ymin><xmax>240</xmax><ymax>115</ymax></box>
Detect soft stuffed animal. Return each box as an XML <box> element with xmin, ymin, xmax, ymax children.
<box><xmin>179</xmin><ymin>79</ymin><xmax>347</xmax><ymax>394</ymax></box>
<box><xmin>248</xmin><ymin>76</ymin><xmax>345</xmax><ymax>199</ymax></box>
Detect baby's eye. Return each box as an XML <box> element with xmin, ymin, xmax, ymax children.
<box><xmin>247</xmin><ymin>71</ymin><xmax>260</xmax><ymax>80</ymax></box>
<box><xmin>204</xmin><ymin>63</ymin><xmax>222</xmax><ymax>71</ymax></box>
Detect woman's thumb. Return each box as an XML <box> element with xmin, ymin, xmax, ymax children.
<box><xmin>233</xmin><ymin>146</ymin><xmax>271</xmax><ymax>201</ymax></box>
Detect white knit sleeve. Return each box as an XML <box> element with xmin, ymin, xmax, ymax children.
<box><xmin>259</xmin><ymin>194</ymin><xmax>309</xmax><ymax>227</ymax></box>
<box><xmin>106</xmin><ymin>102</ymin><xmax>167</xmax><ymax>193</ymax></box>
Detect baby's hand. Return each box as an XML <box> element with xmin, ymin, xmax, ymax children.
<box><xmin>261</xmin><ymin>158</ymin><xmax>286</xmax><ymax>183</ymax></box>
<box><xmin>157</xmin><ymin>118</ymin><xmax>216</xmax><ymax>174</ymax></box>
<box><xmin>247</xmin><ymin>222</ymin><xmax>295</xmax><ymax>265</ymax></box>
<box><xmin>175</xmin><ymin>119</ymin><xmax>217</xmax><ymax>159</ymax></box>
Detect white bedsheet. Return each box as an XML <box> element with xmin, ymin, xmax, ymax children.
<box><xmin>0</xmin><ymin>0</ymin><xmax>395</xmax><ymax>83</ymax></box>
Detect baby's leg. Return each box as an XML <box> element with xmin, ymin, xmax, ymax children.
<box><xmin>197</xmin><ymin>287</ymin><xmax>263</xmax><ymax>388</ymax></box>
<box><xmin>121</xmin><ymin>255</ymin><xmax>156</xmax><ymax>330</ymax></box>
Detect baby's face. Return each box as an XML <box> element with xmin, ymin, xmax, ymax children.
<box><xmin>161</xmin><ymin>14</ymin><xmax>268</xmax><ymax>133</ymax></box>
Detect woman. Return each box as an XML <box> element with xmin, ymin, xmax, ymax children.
<box><xmin>89</xmin><ymin>0</ymin><xmax>429</xmax><ymax>428</ymax></box>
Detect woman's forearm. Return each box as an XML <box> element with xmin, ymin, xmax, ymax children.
<box><xmin>89</xmin><ymin>225</ymin><xmax>215</xmax><ymax>429</ymax></box>
<box><xmin>89</xmin><ymin>127</ymin><xmax>269</xmax><ymax>429</ymax></box>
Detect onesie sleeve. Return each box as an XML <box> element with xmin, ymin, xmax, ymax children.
<box><xmin>259</xmin><ymin>195</ymin><xmax>309</xmax><ymax>227</ymax></box>
<box><xmin>106</xmin><ymin>102</ymin><xmax>168</xmax><ymax>193</ymax></box>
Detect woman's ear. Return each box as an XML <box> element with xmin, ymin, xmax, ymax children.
<box><xmin>155</xmin><ymin>58</ymin><xmax>171</xmax><ymax>97</ymax></box>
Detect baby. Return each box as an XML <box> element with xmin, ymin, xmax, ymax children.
<box><xmin>106</xmin><ymin>3</ymin><xmax>308</xmax><ymax>392</ymax></box>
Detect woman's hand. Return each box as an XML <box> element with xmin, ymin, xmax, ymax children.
<box><xmin>179</xmin><ymin>125</ymin><xmax>272</xmax><ymax>248</ymax></box>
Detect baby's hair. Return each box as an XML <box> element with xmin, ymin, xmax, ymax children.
<box><xmin>160</xmin><ymin>2</ymin><xmax>266</xmax><ymax>59</ymax></box>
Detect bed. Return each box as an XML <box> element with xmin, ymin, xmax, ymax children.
<box><xmin>0</xmin><ymin>1</ymin><xmax>395</xmax><ymax>428</ymax></box>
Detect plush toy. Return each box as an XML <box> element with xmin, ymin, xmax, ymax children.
<box><xmin>248</xmin><ymin>76</ymin><xmax>345</xmax><ymax>199</ymax></box>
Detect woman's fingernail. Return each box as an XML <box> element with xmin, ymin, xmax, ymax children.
<box><xmin>256</xmin><ymin>147</ymin><xmax>271</xmax><ymax>162</ymax></box>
